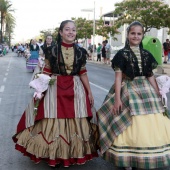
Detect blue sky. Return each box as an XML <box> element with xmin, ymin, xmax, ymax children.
<box><xmin>11</xmin><ymin>0</ymin><xmax>121</xmax><ymax>43</ymax></box>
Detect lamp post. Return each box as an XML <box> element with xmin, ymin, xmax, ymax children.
<box><xmin>81</xmin><ymin>1</ymin><xmax>95</xmax><ymax>60</ymax></box>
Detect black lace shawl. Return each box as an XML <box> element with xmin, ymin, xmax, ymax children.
<box><xmin>48</xmin><ymin>44</ymin><xmax>87</xmax><ymax>75</ymax></box>
<box><xmin>111</xmin><ymin>47</ymin><xmax>158</xmax><ymax>80</ymax></box>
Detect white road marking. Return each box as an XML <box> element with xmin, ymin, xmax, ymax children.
<box><xmin>3</xmin><ymin>77</ymin><xmax>7</xmax><ymax>82</ymax></box>
<box><xmin>0</xmin><ymin>85</ymin><xmax>5</xmax><ymax>92</ymax></box>
<box><xmin>0</xmin><ymin>98</ymin><xmax>1</xmax><ymax>104</ymax></box>
<box><xmin>5</xmin><ymin>73</ymin><xmax>8</xmax><ymax>76</ymax></box>
<box><xmin>90</xmin><ymin>82</ymin><xmax>109</xmax><ymax>92</ymax></box>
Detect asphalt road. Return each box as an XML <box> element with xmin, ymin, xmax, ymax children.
<box><xmin>0</xmin><ymin>52</ymin><xmax>170</xmax><ymax>170</ymax></box>
<box><xmin>0</xmin><ymin>52</ymin><xmax>115</xmax><ymax>170</ymax></box>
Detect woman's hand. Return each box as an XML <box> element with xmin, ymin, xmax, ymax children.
<box><xmin>112</xmin><ymin>98</ymin><xmax>123</xmax><ymax>115</ymax></box>
<box><xmin>88</xmin><ymin>92</ymin><xmax>94</xmax><ymax>107</ymax></box>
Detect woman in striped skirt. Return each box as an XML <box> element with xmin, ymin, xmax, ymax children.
<box><xmin>26</xmin><ymin>39</ymin><xmax>39</xmax><ymax>72</ymax></box>
<box><xmin>97</xmin><ymin>21</ymin><xmax>170</xmax><ymax>170</ymax></box>
<box><xmin>12</xmin><ymin>20</ymin><xmax>98</xmax><ymax>167</ymax></box>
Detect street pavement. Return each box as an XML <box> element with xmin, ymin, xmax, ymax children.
<box><xmin>0</xmin><ymin>52</ymin><xmax>170</xmax><ymax>170</ymax></box>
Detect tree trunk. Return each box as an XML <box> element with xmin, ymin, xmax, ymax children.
<box><xmin>0</xmin><ymin>12</ymin><xmax>5</xmax><ymax>43</ymax></box>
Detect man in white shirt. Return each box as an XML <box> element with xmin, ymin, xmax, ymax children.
<box><xmin>37</xmin><ymin>39</ymin><xmax>44</xmax><ymax>47</ymax></box>
<box><xmin>105</xmin><ymin>40</ymin><xmax>111</xmax><ymax>64</ymax></box>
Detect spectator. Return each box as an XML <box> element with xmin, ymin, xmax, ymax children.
<box><xmin>102</xmin><ymin>41</ymin><xmax>106</xmax><ymax>64</ymax></box>
<box><xmin>105</xmin><ymin>40</ymin><xmax>111</xmax><ymax>64</ymax></box>
<box><xmin>163</xmin><ymin>39</ymin><xmax>169</xmax><ymax>64</ymax></box>
<box><xmin>96</xmin><ymin>43</ymin><xmax>102</xmax><ymax>62</ymax></box>
<box><xmin>88</xmin><ymin>43</ymin><xmax>93</xmax><ymax>60</ymax></box>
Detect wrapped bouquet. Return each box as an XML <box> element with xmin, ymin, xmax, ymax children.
<box><xmin>156</xmin><ymin>75</ymin><xmax>170</xmax><ymax>117</ymax></box>
<box><xmin>29</xmin><ymin>74</ymin><xmax>55</xmax><ymax>115</ymax></box>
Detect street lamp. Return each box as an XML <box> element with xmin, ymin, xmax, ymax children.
<box><xmin>81</xmin><ymin>1</ymin><xmax>95</xmax><ymax>61</ymax></box>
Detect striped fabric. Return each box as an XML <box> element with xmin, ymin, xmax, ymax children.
<box><xmin>17</xmin><ymin>75</ymin><xmax>93</xmax><ymax>134</ymax></box>
<box><xmin>104</xmin><ymin>144</ymin><xmax>170</xmax><ymax>169</ymax></box>
<box><xmin>25</xmin><ymin>99</ymin><xmax>35</xmax><ymax>128</ymax></box>
<box><xmin>73</xmin><ymin>76</ymin><xmax>88</xmax><ymax>118</ymax></box>
<box><xmin>26</xmin><ymin>51</ymin><xmax>39</xmax><ymax>70</ymax></box>
<box><xmin>130</xmin><ymin>46</ymin><xmax>142</xmax><ymax>73</ymax></box>
<box><xmin>97</xmin><ymin>76</ymin><xmax>165</xmax><ymax>154</ymax></box>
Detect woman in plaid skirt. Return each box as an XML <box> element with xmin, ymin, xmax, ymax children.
<box><xmin>97</xmin><ymin>21</ymin><xmax>170</xmax><ymax>170</ymax></box>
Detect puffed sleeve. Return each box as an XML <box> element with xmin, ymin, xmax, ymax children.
<box><xmin>111</xmin><ymin>50</ymin><xmax>126</xmax><ymax>72</ymax></box>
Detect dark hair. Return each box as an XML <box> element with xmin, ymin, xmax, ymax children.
<box><xmin>43</xmin><ymin>34</ymin><xmax>55</xmax><ymax>48</ymax></box>
<box><xmin>125</xmin><ymin>21</ymin><xmax>144</xmax><ymax>49</ymax></box>
<box><xmin>56</xmin><ymin>20</ymin><xmax>75</xmax><ymax>44</ymax></box>
<box><xmin>49</xmin><ymin>20</ymin><xmax>76</xmax><ymax>73</ymax></box>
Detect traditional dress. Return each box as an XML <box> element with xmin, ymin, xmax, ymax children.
<box><xmin>97</xmin><ymin>46</ymin><xmax>170</xmax><ymax>169</ymax></box>
<box><xmin>13</xmin><ymin>42</ymin><xmax>98</xmax><ymax>167</ymax></box>
<box><xmin>26</xmin><ymin>44</ymin><xmax>39</xmax><ymax>71</ymax></box>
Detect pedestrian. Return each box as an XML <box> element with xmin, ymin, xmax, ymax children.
<box><xmin>31</xmin><ymin>35</ymin><xmax>55</xmax><ymax>81</ymax></box>
<box><xmin>163</xmin><ymin>39</ymin><xmax>169</xmax><ymax>64</ymax></box>
<box><xmin>12</xmin><ymin>20</ymin><xmax>98</xmax><ymax>168</ymax></box>
<box><xmin>37</xmin><ymin>38</ymin><xmax>44</xmax><ymax>47</ymax></box>
<box><xmin>97</xmin><ymin>21</ymin><xmax>170</xmax><ymax>170</ymax></box>
<box><xmin>102</xmin><ymin>40</ymin><xmax>106</xmax><ymax>64</ymax></box>
<box><xmin>29</xmin><ymin>39</ymin><xmax>33</xmax><ymax>49</ymax></box>
<box><xmin>26</xmin><ymin>39</ymin><xmax>39</xmax><ymax>72</ymax></box>
<box><xmin>88</xmin><ymin>43</ymin><xmax>93</xmax><ymax>60</ymax></box>
<box><xmin>3</xmin><ymin>46</ymin><xmax>6</xmax><ymax>55</ymax></box>
<box><xmin>39</xmin><ymin>34</ymin><xmax>55</xmax><ymax>58</ymax></box>
<box><xmin>96</xmin><ymin>43</ymin><xmax>102</xmax><ymax>62</ymax></box>
<box><xmin>105</xmin><ymin>39</ymin><xmax>111</xmax><ymax>64</ymax></box>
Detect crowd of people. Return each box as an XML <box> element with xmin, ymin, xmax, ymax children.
<box><xmin>87</xmin><ymin>39</ymin><xmax>112</xmax><ymax>65</ymax></box>
<box><xmin>10</xmin><ymin>20</ymin><xmax>170</xmax><ymax>170</ymax></box>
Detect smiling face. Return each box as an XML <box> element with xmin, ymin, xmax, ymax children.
<box><xmin>60</xmin><ymin>22</ymin><xmax>76</xmax><ymax>44</ymax></box>
<box><xmin>46</xmin><ymin>35</ymin><xmax>52</xmax><ymax>45</ymax></box>
<box><xmin>127</xmin><ymin>25</ymin><xmax>144</xmax><ymax>47</ymax></box>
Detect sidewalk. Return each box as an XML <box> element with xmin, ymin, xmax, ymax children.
<box><xmin>154</xmin><ymin>62</ymin><xmax>170</xmax><ymax>76</ymax></box>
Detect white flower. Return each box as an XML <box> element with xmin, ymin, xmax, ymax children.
<box><xmin>29</xmin><ymin>74</ymin><xmax>51</xmax><ymax>99</ymax></box>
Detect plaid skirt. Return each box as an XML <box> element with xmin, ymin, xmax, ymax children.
<box><xmin>97</xmin><ymin>76</ymin><xmax>170</xmax><ymax>169</ymax></box>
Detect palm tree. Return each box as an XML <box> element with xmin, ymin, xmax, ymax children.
<box><xmin>0</xmin><ymin>0</ymin><xmax>14</xmax><ymax>43</ymax></box>
<box><xmin>5</xmin><ymin>12</ymin><xmax>15</xmax><ymax>46</ymax></box>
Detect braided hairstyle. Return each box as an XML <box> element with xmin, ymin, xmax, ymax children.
<box><xmin>125</xmin><ymin>21</ymin><xmax>144</xmax><ymax>49</ymax></box>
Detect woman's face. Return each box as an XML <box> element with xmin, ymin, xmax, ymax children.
<box><xmin>127</xmin><ymin>25</ymin><xmax>143</xmax><ymax>47</ymax></box>
<box><xmin>60</xmin><ymin>22</ymin><xmax>76</xmax><ymax>44</ymax></box>
<box><xmin>46</xmin><ymin>36</ymin><xmax>52</xmax><ymax>45</ymax></box>
<box><xmin>33</xmin><ymin>39</ymin><xmax>37</xmax><ymax>45</ymax></box>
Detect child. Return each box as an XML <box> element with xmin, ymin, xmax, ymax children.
<box><xmin>97</xmin><ymin>21</ymin><xmax>170</xmax><ymax>170</ymax></box>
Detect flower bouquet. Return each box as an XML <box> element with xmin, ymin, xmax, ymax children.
<box><xmin>29</xmin><ymin>74</ymin><xmax>55</xmax><ymax>115</ymax></box>
<box><xmin>156</xmin><ymin>75</ymin><xmax>170</xmax><ymax>118</ymax></box>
